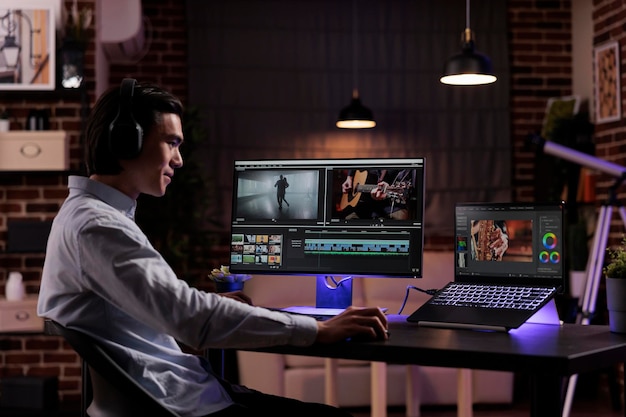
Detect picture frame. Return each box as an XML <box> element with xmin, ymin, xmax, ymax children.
<box><xmin>594</xmin><ymin>40</ymin><xmax>621</xmax><ymax>124</ymax></box>
<box><xmin>0</xmin><ymin>0</ymin><xmax>56</xmax><ymax>91</ymax></box>
<box><xmin>541</xmin><ymin>95</ymin><xmax>581</xmax><ymax>141</ymax></box>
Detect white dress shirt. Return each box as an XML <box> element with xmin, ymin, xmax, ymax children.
<box><xmin>38</xmin><ymin>176</ymin><xmax>318</xmax><ymax>417</ymax></box>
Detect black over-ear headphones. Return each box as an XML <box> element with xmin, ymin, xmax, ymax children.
<box><xmin>109</xmin><ymin>78</ymin><xmax>144</xmax><ymax>159</ymax></box>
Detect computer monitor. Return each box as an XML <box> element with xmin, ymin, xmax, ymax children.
<box><xmin>228</xmin><ymin>158</ymin><xmax>426</xmax><ymax>310</ymax></box>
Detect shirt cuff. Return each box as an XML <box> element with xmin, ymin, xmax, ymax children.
<box><xmin>287</xmin><ymin>314</ymin><xmax>319</xmax><ymax>346</ymax></box>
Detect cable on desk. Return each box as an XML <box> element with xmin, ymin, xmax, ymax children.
<box><xmin>397</xmin><ymin>285</ymin><xmax>440</xmax><ymax>315</ymax></box>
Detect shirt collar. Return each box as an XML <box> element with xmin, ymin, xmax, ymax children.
<box><xmin>68</xmin><ymin>175</ymin><xmax>137</xmax><ymax>219</ymax></box>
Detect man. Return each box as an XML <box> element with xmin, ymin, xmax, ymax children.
<box><xmin>340</xmin><ymin>168</ymin><xmax>415</xmax><ymax>220</ymax></box>
<box><xmin>37</xmin><ymin>80</ymin><xmax>388</xmax><ymax>417</ymax></box>
<box><xmin>274</xmin><ymin>174</ymin><xmax>290</xmax><ymax>209</ymax></box>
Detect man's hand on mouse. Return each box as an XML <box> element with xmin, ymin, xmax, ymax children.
<box><xmin>315</xmin><ymin>306</ymin><xmax>389</xmax><ymax>344</ymax></box>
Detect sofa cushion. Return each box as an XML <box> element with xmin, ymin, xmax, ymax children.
<box><xmin>284</xmin><ymin>364</ymin><xmax>416</xmax><ymax>407</ymax></box>
<box><xmin>284</xmin><ymin>355</ymin><xmax>367</xmax><ymax>368</ymax></box>
<box><xmin>243</xmin><ymin>275</ymin><xmax>315</xmax><ymax>308</ymax></box>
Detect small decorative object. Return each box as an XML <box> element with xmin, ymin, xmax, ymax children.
<box><xmin>603</xmin><ymin>237</ymin><xmax>626</xmax><ymax>333</ymax></box>
<box><xmin>59</xmin><ymin>0</ymin><xmax>93</xmax><ymax>88</ymax></box>
<box><xmin>209</xmin><ymin>266</ymin><xmax>251</xmax><ymax>293</ymax></box>
<box><xmin>5</xmin><ymin>271</ymin><xmax>25</xmax><ymax>301</ymax></box>
<box><xmin>26</xmin><ymin>109</ymin><xmax>49</xmax><ymax>130</ymax></box>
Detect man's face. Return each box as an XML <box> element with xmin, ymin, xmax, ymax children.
<box><xmin>120</xmin><ymin>113</ymin><xmax>184</xmax><ymax>199</ymax></box>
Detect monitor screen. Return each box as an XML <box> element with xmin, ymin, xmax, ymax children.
<box><xmin>228</xmin><ymin>158</ymin><xmax>426</xmax><ymax>278</ymax></box>
<box><xmin>454</xmin><ymin>202</ymin><xmax>565</xmax><ymax>289</ymax></box>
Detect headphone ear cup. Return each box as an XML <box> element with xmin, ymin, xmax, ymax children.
<box><xmin>109</xmin><ymin>78</ymin><xmax>143</xmax><ymax>159</ymax></box>
<box><xmin>109</xmin><ymin>118</ymin><xmax>143</xmax><ymax>159</ymax></box>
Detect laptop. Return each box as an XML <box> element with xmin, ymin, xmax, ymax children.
<box><xmin>407</xmin><ymin>202</ymin><xmax>565</xmax><ymax>332</ymax></box>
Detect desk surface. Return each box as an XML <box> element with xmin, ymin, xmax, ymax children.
<box><xmin>247</xmin><ymin>315</ymin><xmax>626</xmax><ymax>377</ymax></box>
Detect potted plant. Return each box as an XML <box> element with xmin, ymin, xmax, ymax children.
<box><xmin>603</xmin><ymin>237</ymin><xmax>626</xmax><ymax>333</ymax></box>
<box><xmin>58</xmin><ymin>1</ymin><xmax>92</xmax><ymax>88</ymax></box>
<box><xmin>208</xmin><ymin>265</ymin><xmax>251</xmax><ymax>293</ymax></box>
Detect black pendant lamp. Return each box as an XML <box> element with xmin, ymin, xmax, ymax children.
<box><xmin>440</xmin><ymin>0</ymin><xmax>496</xmax><ymax>86</ymax></box>
<box><xmin>336</xmin><ymin>88</ymin><xmax>375</xmax><ymax>129</ymax></box>
<box><xmin>336</xmin><ymin>0</ymin><xmax>375</xmax><ymax>129</ymax></box>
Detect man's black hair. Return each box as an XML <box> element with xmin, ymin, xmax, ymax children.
<box><xmin>84</xmin><ymin>81</ymin><xmax>183</xmax><ymax>176</ymax></box>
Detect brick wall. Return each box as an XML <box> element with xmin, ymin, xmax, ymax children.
<box><xmin>508</xmin><ymin>0</ymin><xmax>573</xmax><ymax>202</ymax></box>
<box><xmin>0</xmin><ymin>0</ymin><xmax>190</xmax><ymax>409</ymax></box>
<box><xmin>0</xmin><ymin>0</ymin><xmax>96</xmax><ymax>403</ymax></box>
<box><xmin>3</xmin><ymin>0</ymin><xmax>622</xmax><ymax>410</ymax></box>
<box><xmin>593</xmin><ymin>0</ymin><xmax>626</xmax><ymax>243</ymax></box>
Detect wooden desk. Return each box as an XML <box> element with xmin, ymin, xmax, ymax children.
<box><xmin>243</xmin><ymin>315</ymin><xmax>626</xmax><ymax>417</ymax></box>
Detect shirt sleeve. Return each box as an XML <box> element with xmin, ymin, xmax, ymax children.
<box><xmin>77</xmin><ymin>213</ymin><xmax>319</xmax><ymax>350</ymax></box>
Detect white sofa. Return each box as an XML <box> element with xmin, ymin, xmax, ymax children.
<box><xmin>237</xmin><ymin>251</ymin><xmax>514</xmax><ymax>412</ymax></box>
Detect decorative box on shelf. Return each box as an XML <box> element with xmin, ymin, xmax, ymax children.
<box><xmin>0</xmin><ymin>130</ymin><xmax>68</xmax><ymax>171</ymax></box>
<box><xmin>0</xmin><ymin>296</ymin><xmax>44</xmax><ymax>333</ymax></box>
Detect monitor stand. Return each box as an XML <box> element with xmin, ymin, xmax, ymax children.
<box><xmin>315</xmin><ymin>275</ymin><xmax>353</xmax><ymax>309</ymax></box>
<box><xmin>280</xmin><ymin>275</ymin><xmax>353</xmax><ymax>317</ymax></box>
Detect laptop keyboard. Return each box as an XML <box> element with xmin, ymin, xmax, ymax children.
<box><xmin>429</xmin><ymin>283</ymin><xmax>556</xmax><ymax>311</ymax></box>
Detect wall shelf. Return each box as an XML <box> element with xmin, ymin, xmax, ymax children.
<box><xmin>0</xmin><ymin>130</ymin><xmax>68</xmax><ymax>171</ymax></box>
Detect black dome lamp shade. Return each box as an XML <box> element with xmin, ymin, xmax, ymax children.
<box><xmin>440</xmin><ymin>0</ymin><xmax>496</xmax><ymax>86</ymax></box>
<box><xmin>337</xmin><ymin>88</ymin><xmax>376</xmax><ymax>129</ymax></box>
<box><xmin>336</xmin><ymin>0</ymin><xmax>376</xmax><ymax>129</ymax></box>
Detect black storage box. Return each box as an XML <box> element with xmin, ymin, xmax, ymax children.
<box><xmin>6</xmin><ymin>219</ymin><xmax>53</xmax><ymax>253</ymax></box>
<box><xmin>0</xmin><ymin>376</ymin><xmax>58</xmax><ymax>410</ymax></box>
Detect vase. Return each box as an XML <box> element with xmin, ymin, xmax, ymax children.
<box><xmin>215</xmin><ymin>281</ymin><xmax>244</xmax><ymax>293</ymax></box>
<box><xmin>59</xmin><ymin>40</ymin><xmax>85</xmax><ymax>88</ymax></box>
<box><xmin>605</xmin><ymin>276</ymin><xmax>626</xmax><ymax>333</ymax></box>
<box><xmin>6</xmin><ymin>271</ymin><xmax>25</xmax><ymax>301</ymax></box>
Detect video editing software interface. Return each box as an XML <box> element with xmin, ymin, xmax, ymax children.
<box><xmin>229</xmin><ymin>158</ymin><xmax>426</xmax><ymax>278</ymax></box>
<box><xmin>454</xmin><ymin>203</ymin><xmax>564</xmax><ymax>286</ymax></box>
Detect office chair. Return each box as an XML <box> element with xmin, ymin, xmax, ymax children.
<box><xmin>47</xmin><ymin>320</ymin><xmax>180</xmax><ymax>417</ymax></box>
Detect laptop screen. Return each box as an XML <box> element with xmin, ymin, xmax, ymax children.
<box><xmin>454</xmin><ymin>202</ymin><xmax>565</xmax><ymax>290</ymax></box>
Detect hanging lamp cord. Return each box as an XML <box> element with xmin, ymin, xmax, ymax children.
<box><xmin>352</xmin><ymin>0</ymin><xmax>359</xmax><ymax>98</ymax></box>
<box><xmin>462</xmin><ymin>0</ymin><xmax>473</xmax><ymax>44</ymax></box>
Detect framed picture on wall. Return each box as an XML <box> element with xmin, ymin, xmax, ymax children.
<box><xmin>594</xmin><ymin>41</ymin><xmax>621</xmax><ymax>124</ymax></box>
<box><xmin>541</xmin><ymin>95</ymin><xmax>581</xmax><ymax>141</ymax></box>
<box><xmin>0</xmin><ymin>1</ymin><xmax>56</xmax><ymax>91</ymax></box>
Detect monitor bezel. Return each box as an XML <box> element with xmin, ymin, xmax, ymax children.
<box><xmin>228</xmin><ymin>157</ymin><xmax>426</xmax><ymax>278</ymax></box>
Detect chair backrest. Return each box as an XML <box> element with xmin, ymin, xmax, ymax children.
<box><xmin>47</xmin><ymin>320</ymin><xmax>180</xmax><ymax>417</ymax></box>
